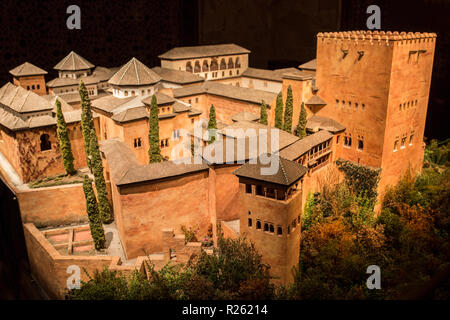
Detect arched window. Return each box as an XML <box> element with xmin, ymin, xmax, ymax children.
<box><xmin>202</xmin><ymin>60</ymin><xmax>209</xmax><ymax>72</ymax></box>
<box><xmin>210</xmin><ymin>58</ymin><xmax>218</xmax><ymax>71</ymax></box>
<box><xmin>131</xmin><ymin>91</ymin><xmax>135</xmax><ymax>96</ymax></box>
<box><xmin>235</xmin><ymin>57</ymin><xmax>241</xmax><ymax>68</ymax></box>
<box><xmin>186</xmin><ymin>61</ymin><xmax>193</xmax><ymax>73</ymax></box>
<box><xmin>124</xmin><ymin>91</ymin><xmax>128</xmax><ymax>97</ymax></box>
<box><xmin>220</xmin><ymin>58</ymin><xmax>227</xmax><ymax>70</ymax></box>
<box><xmin>40</xmin><ymin>134</ymin><xmax>51</xmax><ymax>151</ymax></box>
<box><xmin>194</xmin><ymin>61</ymin><xmax>201</xmax><ymax>73</ymax></box>
<box><xmin>227</xmin><ymin>58</ymin><xmax>234</xmax><ymax>69</ymax></box>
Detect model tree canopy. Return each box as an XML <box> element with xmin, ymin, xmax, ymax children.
<box><xmin>274</xmin><ymin>92</ymin><xmax>283</xmax><ymax>130</ymax></box>
<box><xmin>208</xmin><ymin>104</ymin><xmax>218</xmax><ymax>143</ymax></box>
<box><xmin>283</xmin><ymin>85</ymin><xmax>293</xmax><ymax>133</ymax></box>
<box><xmin>89</xmin><ymin>128</ymin><xmax>112</xmax><ymax>223</ymax></box>
<box><xmin>260</xmin><ymin>100</ymin><xmax>268</xmax><ymax>125</ymax></box>
<box><xmin>82</xmin><ymin>175</ymin><xmax>105</xmax><ymax>250</ymax></box>
<box><xmin>79</xmin><ymin>81</ymin><xmax>95</xmax><ymax>170</ymax></box>
<box><xmin>148</xmin><ymin>95</ymin><xmax>162</xmax><ymax>163</ymax></box>
<box><xmin>55</xmin><ymin>98</ymin><xmax>76</xmax><ymax>175</ymax></box>
<box><xmin>296</xmin><ymin>102</ymin><xmax>307</xmax><ymax>138</ymax></box>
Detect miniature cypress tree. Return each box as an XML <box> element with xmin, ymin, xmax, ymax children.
<box><xmin>89</xmin><ymin>128</ymin><xmax>112</xmax><ymax>223</ymax></box>
<box><xmin>148</xmin><ymin>95</ymin><xmax>162</xmax><ymax>163</ymax></box>
<box><xmin>55</xmin><ymin>99</ymin><xmax>76</xmax><ymax>175</ymax></box>
<box><xmin>82</xmin><ymin>175</ymin><xmax>105</xmax><ymax>250</ymax></box>
<box><xmin>79</xmin><ymin>81</ymin><xmax>95</xmax><ymax>170</ymax></box>
<box><xmin>296</xmin><ymin>102</ymin><xmax>307</xmax><ymax>139</ymax></box>
<box><xmin>274</xmin><ymin>92</ymin><xmax>283</xmax><ymax>129</ymax></box>
<box><xmin>283</xmin><ymin>85</ymin><xmax>293</xmax><ymax>133</ymax></box>
<box><xmin>208</xmin><ymin>105</ymin><xmax>217</xmax><ymax>143</ymax></box>
<box><xmin>259</xmin><ymin>100</ymin><xmax>268</xmax><ymax>125</ymax></box>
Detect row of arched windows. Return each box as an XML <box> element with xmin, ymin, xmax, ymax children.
<box><xmin>186</xmin><ymin>57</ymin><xmax>241</xmax><ymax>73</ymax></box>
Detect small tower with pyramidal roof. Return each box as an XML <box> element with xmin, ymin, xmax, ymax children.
<box><xmin>54</xmin><ymin>51</ymin><xmax>95</xmax><ymax>79</ymax></box>
<box><xmin>9</xmin><ymin>62</ymin><xmax>48</xmax><ymax>95</ymax></box>
<box><xmin>108</xmin><ymin>57</ymin><xmax>162</xmax><ymax>98</ymax></box>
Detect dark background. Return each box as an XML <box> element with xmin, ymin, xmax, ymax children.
<box><xmin>0</xmin><ymin>0</ymin><xmax>448</xmax><ymax>299</ymax></box>
<box><xmin>0</xmin><ymin>0</ymin><xmax>448</xmax><ymax>139</ymax></box>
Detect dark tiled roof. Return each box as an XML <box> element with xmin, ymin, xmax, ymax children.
<box><xmin>298</xmin><ymin>59</ymin><xmax>316</xmax><ymax>71</ymax></box>
<box><xmin>233</xmin><ymin>155</ymin><xmax>307</xmax><ymax>186</ymax></box>
<box><xmin>158</xmin><ymin>44</ymin><xmax>250</xmax><ymax>60</ymax></box>
<box><xmin>231</xmin><ymin>111</ymin><xmax>260</xmax><ymax>122</ymax></box>
<box><xmin>188</xmin><ymin>108</ymin><xmax>202</xmax><ymax>117</ymax></box>
<box><xmin>279</xmin><ymin>130</ymin><xmax>333</xmax><ymax>160</ymax></box>
<box><xmin>108</xmin><ymin>58</ymin><xmax>161</xmax><ymax>86</ymax></box>
<box><xmin>9</xmin><ymin>62</ymin><xmax>48</xmax><ymax>77</ymax></box>
<box><xmin>151</xmin><ymin>67</ymin><xmax>204</xmax><ymax>84</ymax></box>
<box><xmin>173</xmin><ymin>81</ymin><xmax>277</xmax><ymax>105</ymax></box>
<box><xmin>306</xmin><ymin>115</ymin><xmax>345</xmax><ymax>133</ymax></box>
<box><xmin>54</xmin><ymin>51</ymin><xmax>95</xmax><ymax>71</ymax></box>
<box><xmin>99</xmin><ymin>139</ymin><xmax>209</xmax><ymax>186</ymax></box>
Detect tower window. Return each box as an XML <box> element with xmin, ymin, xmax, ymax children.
<box><xmin>362</xmin><ymin>104</ymin><xmax>366</xmax><ymax>110</ymax></box>
<box><xmin>336</xmin><ymin>135</ymin><xmax>340</xmax><ymax>144</ymax></box>
<box><xmin>245</xmin><ymin>184</ymin><xmax>252</xmax><ymax>193</ymax></box>
<box><xmin>394</xmin><ymin>139</ymin><xmax>399</xmax><ymax>151</ymax></box>
<box><xmin>409</xmin><ymin>132</ymin><xmax>414</xmax><ymax>145</ymax></box>
<box><xmin>358</xmin><ymin>138</ymin><xmax>364</xmax><ymax>151</ymax></box>
<box><xmin>264</xmin><ymin>223</ymin><xmax>269</xmax><ymax>232</ymax></box>
<box><xmin>344</xmin><ymin>135</ymin><xmax>352</xmax><ymax>147</ymax></box>
<box><xmin>336</xmin><ymin>99</ymin><xmax>339</xmax><ymax>107</ymax></box>
<box><xmin>401</xmin><ymin>137</ymin><xmax>406</xmax><ymax>148</ymax></box>
<box><xmin>40</xmin><ymin>134</ymin><xmax>51</xmax><ymax>151</ymax></box>
<box><xmin>355</xmin><ymin>103</ymin><xmax>358</xmax><ymax>109</ymax></box>
<box><xmin>256</xmin><ymin>220</ymin><xmax>261</xmax><ymax>230</ymax></box>
<box><xmin>248</xmin><ymin>218</ymin><xmax>252</xmax><ymax>227</ymax></box>
<box><xmin>134</xmin><ymin>138</ymin><xmax>142</xmax><ymax>148</ymax></box>
<box><xmin>37</xmin><ymin>84</ymin><xmax>40</xmax><ymax>89</ymax></box>
<box><xmin>277</xmin><ymin>226</ymin><xmax>282</xmax><ymax>235</ymax></box>
<box><xmin>269</xmin><ymin>224</ymin><xmax>274</xmax><ymax>233</ymax></box>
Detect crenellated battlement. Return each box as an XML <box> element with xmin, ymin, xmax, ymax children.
<box><xmin>317</xmin><ymin>30</ymin><xmax>437</xmax><ymax>46</ymax></box>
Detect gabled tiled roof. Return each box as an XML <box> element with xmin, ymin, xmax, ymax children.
<box><xmin>54</xmin><ymin>51</ymin><xmax>95</xmax><ymax>71</ymax></box>
<box><xmin>108</xmin><ymin>58</ymin><xmax>161</xmax><ymax>86</ymax></box>
<box><xmin>173</xmin><ymin>81</ymin><xmax>277</xmax><ymax>105</ymax></box>
<box><xmin>99</xmin><ymin>139</ymin><xmax>209</xmax><ymax>186</ymax></box>
<box><xmin>298</xmin><ymin>59</ymin><xmax>316</xmax><ymax>71</ymax></box>
<box><xmin>233</xmin><ymin>155</ymin><xmax>307</xmax><ymax>186</ymax></box>
<box><xmin>158</xmin><ymin>44</ymin><xmax>250</xmax><ymax>60</ymax></box>
<box><xmin>9</xmin><ymin>62</ymin><xmax>48</xmax><ymax>77</ymax></box>
<box><xmin>305</xmin><ymin>95</ymin><xmax>327</xmax><ymax>106</ymax></box>
<box><xmin>0</xmin><ymin>82</ymin><xmax>53</xmax><ymax>113</ymax></box>
<box><xmin>231</xmin><ymin>111</ymin><xmax>260</xmax><ymax>122</ymax></box>
<box><xmin>141</xmin><ymin>92</ymin><xmax>175</xmax><ymax>106</ymax></box>
<box><xmin>111</xmin><ymin>106</ymin><xmax>148</xmax><ymax>123</ymax></box>
<box><xmin>151</xmin><ymin>67</ymin><xmax>204</xmax><ymax>84</ymax></box>
<box><xmin>306</xmin><ymin>115</ymin><xmax>345</xmax><ymax>133</ymax></box>
<box><xmin>279</xmin><ymin>130</ymin><xmax>333</xmax><ymax>161</ymax></box>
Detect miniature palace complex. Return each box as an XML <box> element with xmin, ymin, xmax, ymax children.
<box><xmin>0</xmin><ymin>30</ymin><xmax>436</xmax><ymax>298</ymax></box>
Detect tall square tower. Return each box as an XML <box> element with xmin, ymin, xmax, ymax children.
<box><xmin>314</xmin><ymin>31</ymin><xmax>436</xmax><ymax>194</ymax></box>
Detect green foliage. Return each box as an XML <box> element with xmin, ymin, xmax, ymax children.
<box><xmin>82</xmin><ymin>175</ymin><xmax>105</xmax><ymax>250</ymax></box>
<box><xmin>283</xmin><ymin>85</ymin><xmax>293</xmax><ymax>133</ymax></box>
<box><xmin>274</xmin><ymin>91</ymin><xmax>283</xmax><ymax>129</ymax></box>
<box><xmin>55</xmin><ymin>99</ymin><xmax>76</xmax><ymax>175</ymax></box>
<box><xmin>148</xmin><ymin>95</ymin><xmax>162</xmax><ymax>163</ymax></box>
<box><xmin>424</xmin><ymin>139</ymin><xmax>450</xmax><ymax>167</ymax></box>
<box><xmin>290</xmin><ymin>140</ymin><xmax>450</xmax><ymax>299</ymax></box>
<box><xmin>68</xmin><ymin>234</ymin><xmax>275</xmax><ymax>300</ymax></box>
<box><xmin>336</xmin><ymin>159</ymin><xmax>381</xmax><ymax>200</ymax></box>
<box><xmin>259</xmin><ymin>100</ymin><xmax>268</xmax><ymax>125</ymax></box>
<box><xmin>89</xmin><ymin>129</ymin><xmax>112</xmax><ymax>223</ymax></box>
<box><xmin>79</xmin><ymin>81</ymin><xmax>95</xmax><ymax>170</ymax></box>
<box><xmin>207</xmin><ymin>105</ymin><xmax>217</xmax><ymax>143</ymax></box>
<box><xmin>296</xmin><ymin>102</ymin><xmax>307</xmax><ymax>138</ymax></box>
<box><xmin>180</xmin><ymin>225</ymin><xmax>198</xmax><ymax>243</ymax></box>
